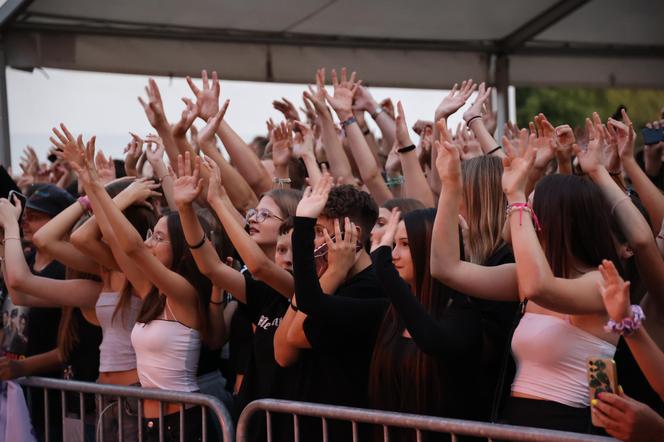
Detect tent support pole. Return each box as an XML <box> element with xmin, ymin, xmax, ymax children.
<box><xmin>0</xmin><ymin>40</ymin><xmax>10</xmax><ymax>168</ymax></box>
<box><xmin>494</xmin><ymin>54</ymin><xmax>510</xmax><ymax>140</ymax></box>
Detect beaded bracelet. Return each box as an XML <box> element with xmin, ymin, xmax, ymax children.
<box><xmin>386</xmin><ymin>176</ymin><xmax>405</xmax><ymax>188</ymax></box>
<box><xmin>604</xmin><ymin>305</ymin><xmax>645</xmax><ymax>336</ymax></box>
<box><xmin>506</xmin><ymin>202</ymin><xmax>542</xmax><ymax>231</ymax></box>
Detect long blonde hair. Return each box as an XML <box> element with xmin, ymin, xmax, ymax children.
<box><xmin>461</xmin><ymin>156</ymin><xmax>507</xmax><ymax>264</ymax></box>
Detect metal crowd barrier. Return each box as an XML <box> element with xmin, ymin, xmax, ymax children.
<box><xmin>237</xmin><ymin>399</ymin><xmax>616</xmax><ymax>442</ymax></box>
<box><xmin>18</xmin><ymin>376</ymin><xmax>235</xmax><ymax>442</ymax></box>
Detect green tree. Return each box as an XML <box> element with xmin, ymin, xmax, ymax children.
<box><xmin>516</xmin><ymin>87</ymin><xmax>664</xmax><ymax>144</ymax></box>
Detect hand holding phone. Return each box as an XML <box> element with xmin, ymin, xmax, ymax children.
<box><xmin>588</xmin><ymin>357</ymin><xmax>618</xmax><ymax>427</ymax></box>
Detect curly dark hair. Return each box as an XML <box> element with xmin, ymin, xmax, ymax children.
<box><xmin>321</xmin><ymin>185</ymin><xmax>378</xmax><ymax>244</ymax></box>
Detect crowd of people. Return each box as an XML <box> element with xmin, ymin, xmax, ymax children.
<box><xmin>0</xmin><ymin>67</ymin><xmax>663</xmax><ymax>442</ymax></box>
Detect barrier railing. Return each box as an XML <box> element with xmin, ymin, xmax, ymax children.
<box><xmin>18</xmin><ymin>376</ymin><xmax>235</xmax><ymax>442</ymax></box>
<box><xmin>237</xmin><ymin>399</ymin><xmax>616</xmax><ymax>442</ymax></box>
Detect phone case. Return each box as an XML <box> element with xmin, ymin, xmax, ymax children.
<box><xmin>588</xmin><ymin>357</ymin><xmax>618</xmax><ymax>427</ymax></box>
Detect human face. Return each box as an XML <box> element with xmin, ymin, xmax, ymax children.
<box><xmin>21</xmin><ymin>209</ymin><xmax>51</xmax><ymax>242</ymax></box>
<box><xmin>275</xmin><ymin>230</ymin><xmax>293</xmax><ymax>273</ymax></box>
<box><xmin>371</xmin><ymin>207</ymin><xmax>392</xmax><ymax>245</ymax></box>
<box><xmin>246</xmin><ymin>196</ymin><xmax>284</xmax><ymax>248</ymax></box>
<box><xmin>313</xmin><ymin>216</ymin><xmax>336</xmax><ymax>249</ymax></box>
<box><xmin>392</xmin><ymin>221</ymin><xmax>415</xmax><ymax>287</ymax></box>
<box><xmin>144</xmin><ymin>216</ymin><xmax>173</xmax><ymax>268</ymax></box>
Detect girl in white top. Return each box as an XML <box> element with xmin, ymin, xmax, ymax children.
<box><xmin>64</xmin><ymin>135</ymin><xmax>212</xmax><ymax>433</ymax></box>
<box><xmin>430</xmin><ymin>113</ymin><xmax>624</xmax><ymax>434</ymax></box>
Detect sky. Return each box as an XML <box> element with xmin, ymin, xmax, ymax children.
<box><xmin>6</xmin><ymin>67</ymin><xmax>513</xmax><ymax>171</ymax></box>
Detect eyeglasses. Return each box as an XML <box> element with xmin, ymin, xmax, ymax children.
<box><xmin>145</xmin><ymin>229</ymin><xmax>170</xmax><ymax>245</ymax></box>
<box><xmin>245</xmin><ymin>208</ymin><xmax>284</xmax><ymax>224</ymax></box>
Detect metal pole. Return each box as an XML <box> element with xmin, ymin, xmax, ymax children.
<box><xmin>494</xmin><ymin>54</ymin><xmax>510</xmax><ymax>140</ymax></box>
<box><xmin>0</xmin><ymin>38</ymin><xmax>11</xmax><ymax>168</ymax></box>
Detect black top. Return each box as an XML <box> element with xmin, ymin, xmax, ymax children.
<box><xmin>66</xmin><ymin>308</ymin><xmax>102</xmax><ymax>382</ymax></box>
<box><xmin>371</xmin><ymin>246</ymin><xmax>484</xmax><ymax>420</ymax></box>
<box><xmin>25</xmin><ymin>253</ymin><xmax>64</xmax><ymax>368</ymax></box>
<box><xmin>237</xmin><ymin>272</ymin><xmax>291</xmax><ymax>407</ymax></box>
<box><xmin>289</xmin><ymin>217</ymin><xmax>387</xmax><ymax>441</ymax></box>
<box><xmin>615</xmin><ymin>337</ymin><xmax>664</xmax><ymax>416</ymax></box>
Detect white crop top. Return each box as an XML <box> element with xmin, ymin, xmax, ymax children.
<box><xmin>511</xmin><ymin>312</ymin><xmax>616</xmax><ymax>408</ymax></box>
<box><xmin>130</xmin><ymin>301</ymin><xmax>200</xmax><ymax>392</ymax></box>
<box><xmin>95</xmin><ymin>292</ymin><xmax>142</xmax><ymax>372</ymax></box>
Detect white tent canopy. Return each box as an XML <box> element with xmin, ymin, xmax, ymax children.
<box><xmin>1</xmin><ymin>0</ymin><xmax>663</xmax><ymax>163</ymax></box>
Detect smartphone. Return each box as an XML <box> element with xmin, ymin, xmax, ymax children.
<box><xmin>588</xmin><ymin>357</ymin><xmax>618</xmax><ymax>427</ymax></box>
<box><xmin>8</xmin><ymin>190</ymin><xmax>27</xmax><ymax>219</ymax></box>
<box><xmin>642</xmin><ymin>127</ymin><xmax>664</xmax><ymax>145</ymax></box>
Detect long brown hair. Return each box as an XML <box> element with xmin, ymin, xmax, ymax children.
<box><xmin>136</xmin><ymin>212</ymin><xmax>212</xmax><ymax>343</ymax></box>
<box><xmin>461</xmin><ymin>156</ymin><xmax>507</xmax><ymax>264</ymax></box>
<box><xmin>533</xmin><ymin>174</ymin><xmax>622</xmax><ymax>277</ymax></box>
<box><xmin>368</xmin><ymin>209</ymin><xmax>455</xmax><ymax>421</ymax></box>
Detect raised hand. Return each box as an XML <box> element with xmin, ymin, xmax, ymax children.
<box><xmin>273</xmin><ymin>97</ymin><xmax>300</xmax><ymax>122</ymax></box>
<box><xmin>138</xmin><ymin>79</ymin><xmax>168</xmax><ymax>129</ymax></box>
<box><xmin>200</xmin><ymin>156</ymin><xmax>228</xmax><ymax>203</ymax></box>
<box><xmin>144</xmin><ymin>134</ymin><xmax>166</xmax><ymax>166</ymax></box>
<box><xmin>575</xmin><ymin>117</ymin><xmax>604</xmax><ymax>175</ymax></box>
<box><xmin>435</xmin><ymin>79</ymin><xmax>476</xmax><ymax>120</ymax></box>
<box><xmin>325</xmin><ymin>217</ymin><xmax>360</xmax><ymax>276</ymax></box>
<box><xmin>434</xmin><ymin>119</ymin><xmax>462</xmax><ymax>183</ymax></box>
<box><xmin>325</xmin><ymin>67</ymin><xmax>361</xmax><ymax>121</ymax></box>
<box><xmin>197</xmin><ymin>100</ymin><xmax>230</xmax><ymax>147</ymax></box>
<box><xmin>270</xmin><ymin>121</ymin><xmax>294</xmax><ymax>168</ymax></box>
<box><xmin>531</xmin><ymin>114</ymin><xmax>556</xmax><ymax>171</ymax></box>
<box><xmin>412</xmin><ymin>119</ymin><xmax>434</xmax><ymax>136</ymax></box>
<box><xmin>385</xmin><ymin>142</ymin><xmax>402</xmax><ymax>175</ymax></box>
<box><xmin>598</xmin><ymin>259</ymin><xmax>631</xmax><ymax>322</ymax></box>
<box><xmin>380</xmin><ymin>98</ymin><xmax>396</xmax><ymax>120</ymax></box>
<box><xmin>371</xmin><ymin>208</ymin><xmax>400</xmax><ymax>252</ymax></box>
<box><xmin>303</xmin><ymin>68</ymin><xmax>329</xmax><ymax>115</ymax></box>
<box><xmin>352</xmin><ymin>85</ymin><xmax>379</xmax><ymax>115</ymax></box>
<box><xmin>501</xmin><ymin>129</ymin><xmax>537</xmax><ymax>198</ymax></box>
<box><xmin>172</xmin><ymin>98</ymin><xmax>199</xmax><ymax>137</ymax></box>
<box><xmin>124</xmin><ymin>177</ymin><xmax>162</xmax><ymax>206</ymax></box>
<box><xmin>94</xmin><ymin>150</ymin><xmax>116</xmax><ymax>185</ymax></box>
<box><xmin>124</xmin><ymin>132</ymin><xmax>144</xmax><ymax>175</ymax></box>
<box><xmin>186</xmin><ymin>70</ymin><xmax>221</xmax><ymax>121</ymax></box>
<box><xmin>292</xmin><ymin>121</ymin><xmax>315</xmax><ymax>159</ymax></box>
<box><xmin>462</xmin><ymin>82</ymin><xmax>492</xmax><ymax>122</ymax></box>
<box><xmin>504</xmin><ymin>121</ymin><xmax>521</xmax><ymax>143</ymax></box>
<box><xmin>608</xmin><ymin>109</ymin><xmax>636</xmax><ymax>160</ymax></box>
<box><xmin>296</xmin><ymin>173</ymin><xmax>333</xmax><ymax>218</ymax></box>
<box><xmin>0</xmin><ymin>195</ymin><xmax>22</xmax><ymax>226</ymax></box>
<box><xmin>19</xmin><ymin>146</ymin><xmax>39</xmax><ymax>177</ymax></box>
<box><xmin>171</xmin><ymin>152</ymin><xmax>203</xmax><ymax>207</ymax></box>
<box><xmin>395</xmin><ymin>101</ymin><xmax>414</xmax><ymax>148</ymax></box>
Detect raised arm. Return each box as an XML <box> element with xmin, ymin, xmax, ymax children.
<box><xmin>431</xmin><ymin>80</ymin><xmax>477</xmax><ymax>194</ymax></box>
<box><xmin>0</xmin><ymin>198</ymin><xmax>100</xmax><ymax>309</ymax></box>
<box><xmin>614</xmin><ymin>110</ymin><xmax>664</xmax><ymax>232</ymax></box>
<box><xmin>504</xmin><ymin>129</ymin><xmax>605</xmax><ymax>314</ymax></box>
<box><xmin>186</xmin><ymin>70</ymin><xmax>272</xmax><ymax>196</ymax></box>
<box><xmin>138</xmin><ymin>79</ymin><xmax>180</xmax><ymax>165</ymax></box>
<box><xmin>144</xmin><ymin>135</ymin><xmax>177</xmax><ymax>211</ymax></box>
<box><xmin>292</xmin><ymin>121</ymin><xmax>322</xmax><ymax>188</ymax></box>
<box><xmin>203</xmin><ymin>157</ymin><xmax>294</xmax><ymax>297</ymax></box>
<box><xmin>588</xmin><ymin>114</ymin><xmax>664</xmax><ymax>311</ymax></box>
<box><xmin>171</xmin><ymin>153</ymin><xmax>247</xmax><ymax>302</ymax></box>
<box><xmin>195</xmin><ymin>100</ymin><xmax>258</xmax><ymax>214</ymax></box>
<box><xmin>599</xmin><ymin>260</ymin><xmax>664</xmax><ymax>400</ymax></box>
<box><xmin>353</xmin><ymin>85</ymin><xmax>396</xmax><ymax>150</ymax></box>
<box><xmin>430</xmin><ymin>120</ymin><xmax>519</xmax><ymax>301</ymax></box>
<box><xmin>326</xmin><ymin>68</ymin><xmax>392</xmax><ymax>205</ymax></box>
<box><xmin>303</xmin><ymin>69</ymin><xmax>354</xmax><ymax>182</ymax></box>
<box><xmin>395</xmin><ymin>101</ymin><xmax>434</xmax><ymax>207</ymax></box>
<box><xmin>463</xmin><ymin>83</ymin><xmax>505</xmax><ymax>157</ymax></box>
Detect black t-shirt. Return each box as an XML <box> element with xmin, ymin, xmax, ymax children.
<box><xmin>289</xmin><ymin>217</ymin><xmax>388</xmax><ymax>441</ymax></box>
<box><xmin>65</xmin><ymin>308</ymin><xmax>102</xmax><ymax>382</ymax></box>
<box><xmin>237</xmin><ymin>272</ymin><xmax>291</xmax><ymax>407</ymax></box>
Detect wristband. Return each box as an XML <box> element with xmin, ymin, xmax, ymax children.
<box><xmin>1</xmin><ymin>236</ymin><xmax>21</xmax><ymax>245</ymax></box>
<box><xmin>609</xmin><ymin>170</ymin><xmax>622</xmax><ymax>176</ymax></box>
<box><xmin>604</xmin><ymin>305</ymin><xmax>645</xmax><ymax>336</ymax></box>
<box><xmin>210</xmin><ymin>299</ymin><xmax>224</xmax><ymax>306</ymax></box>
<box><xmin>78</xmin><ymin>196</ymin><xmax>92</xmax><ymax>212</ymax></box>
<box><xmin>386</xmin><ymin>176</ymin><xmax>404</xmax><ymax>188</ymax></box>
<box><xmin>187</xmin><ymin>233</ymin><xmax>207</xmax><ymax>250</ymax></box>
<box><xmin>370</xmin><ymin>107</ymin><xmax>384</xmax><ymax>119</ymax></box>
<box><xmin>486</xmin><ymin>145</ymin><xmax>503</xmax><ymax>155</ymax></box>
<box><xmin>466</xmin><ymin>115</ymin><xmax>482</xmax><ymax>127</ymax></box>
<box><xmin>289</xmin><ymin>299</ymin><xmax>298</xmax><ymax>312</ymax></box>
<box><xmin>506</xmin><ymin>202</ymin><xmax>542</xmax><ymax>231</ymax></box>
<box><xmin>272</xmin><ymin>177</ymin><xmax>292</xmax><ymax>184</ymax></box>
<box><xmin>397</xmin><ymin>144</ymin><xmax>416</xmax><ymax>154</ymax></box>
<box><xmin>610</xmin><ymin>195</ymin><xmax>631</xmax><ymax>216</ymax></box>
<box><xmin>341</xmin><ymin>116</ymin><xmax>357</xmax><ymax>129</ymax></box>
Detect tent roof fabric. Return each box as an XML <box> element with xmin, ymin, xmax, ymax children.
<box><xmin>3</xmin><ymin>0</ymin><xmax>664</xmax><ymax>88</ymax></box>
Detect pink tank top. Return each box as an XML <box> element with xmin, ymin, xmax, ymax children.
<box><xmin>511</xmin><ymin>312</ymin><xmax>616</xmax><ymax>407</ymax></box>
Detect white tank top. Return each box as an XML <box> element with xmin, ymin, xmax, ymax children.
<box><xmin>95</xmin><ymin>292</ymin><xmax>141</xmax><ymax>372</ymax></box>
<box><xmin>130</xmin><ymin>301</ymin><xmax>200</xmax><ymax>392</ymax></box>
<box><xmin>511</xmin><ymin>312</ymin><xmax>616</xmax><ymax>408</ymax></box>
